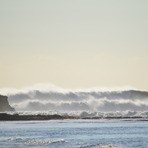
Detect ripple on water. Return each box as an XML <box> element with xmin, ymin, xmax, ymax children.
<box><xmin>24</xmin><ymin>139</ymin><xmax>65</xmax><ymax>146</ymax></box>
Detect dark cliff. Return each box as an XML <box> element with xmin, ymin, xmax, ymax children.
<box><xmin>0</xmin><ymin>95</ymin><xmax>15</xmax><ymax>112</ymax></box>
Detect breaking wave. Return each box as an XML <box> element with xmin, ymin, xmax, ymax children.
<box><xmin>24</xmin><ymin>139</ymin><xmax>65</xmax><ymax>146</ymax></box>
<box><xmin>5</xmin><ymin>137</ymin><xmax>122</xmax><ymax>148</ymax></box>
<box><xmin>1</xmin><ymin>84</ymin><xmax>148</xmax><ymax>117</ymax></box>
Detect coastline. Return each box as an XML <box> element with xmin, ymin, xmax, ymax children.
<box><xmin>0</xmin><ymin>113</ymin><xmax>148</xmax><ymax>121</ymax></box>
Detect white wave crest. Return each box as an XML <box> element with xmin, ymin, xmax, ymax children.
<box><xmin>7</xmin><ymin>110</ymin><xmax>148</xmax><ymax>119</ymax></box>
<box><xmin>1</xmin><ymin>84</ymin><xmax>148</xmax><ymax>115</ymax></box>
<box><xmin>24</xmin><ymin>139</ymin><xmax>65</xmax><ymax>146</ymax></box>
<box><xmin>8</xmin><ymin>137</ymin><xmax>22</xmax><ymax>141</ymax></box>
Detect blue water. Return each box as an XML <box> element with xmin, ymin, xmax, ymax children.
<box><xmin>0</xmin><ymin>119</ymin><xmax>148</xmax><ymax>148</ymax></box>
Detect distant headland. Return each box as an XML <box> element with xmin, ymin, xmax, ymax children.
<box><xmin>0</xmin><ymin>95</ymin><xmax>15</xmax><ymax>112</ymax></box>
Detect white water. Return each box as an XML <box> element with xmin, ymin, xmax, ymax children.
<box><xmin>1</xmin><ymin>84</ymin><xmax>148</xmax><ymax>117</ymax></box>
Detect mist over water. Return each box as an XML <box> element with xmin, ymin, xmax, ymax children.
<box><xmin>1</xmin><ymin>84</ymin><xmax>148</xmax><ymax>117</ymax></box>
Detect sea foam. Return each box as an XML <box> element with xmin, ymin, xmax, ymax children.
<box><xmin>1</xmin><ymin>84</ymin><xmax>148</xmax><ymax>117</ymax></box>
<box><xmin>24</xmin><ymin>139</ymin><xmax>65</xmax><ymax>146</ymax></box>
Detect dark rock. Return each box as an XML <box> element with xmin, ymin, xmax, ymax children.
<box><xmin>0</xmin><ymin>113</ymin><xmax>67</xmax><ymax>121</ymax></box>
<box><xmin>0</xmin><ymin>95</ymin><xmax>15</xmax><ymax>112</ymax></box>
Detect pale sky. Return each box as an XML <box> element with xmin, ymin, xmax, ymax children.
<box><xmin>0</xmin><ymin>0</ymin><xmax>148</xmax><ymax>90</ymax></box>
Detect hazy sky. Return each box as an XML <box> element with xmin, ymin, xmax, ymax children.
<box><xmin>0</xmin><ymin>0</ymin><xmax>148</xmax><ymax>90</ymax></box>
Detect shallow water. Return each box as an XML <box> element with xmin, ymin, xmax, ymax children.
<box><xmin>0</xmin><ymin>119</ymin><xmax>148</xmax><ymax>148</ymax></box>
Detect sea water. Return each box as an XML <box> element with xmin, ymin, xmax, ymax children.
<box><xmin>0</xmin><ymin>119</ymin><xmax>148</xmax><ymax>148</ymax></box>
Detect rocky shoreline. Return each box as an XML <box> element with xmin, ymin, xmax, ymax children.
<box><xmin>0</xmin><ymin>113</ymin><xmax>69</xmax><ymax>121</ymax></box>
<box><xmin>0</xmin><ymin>113</ymin><xmax>148</xmax><ymax>121</ymax></box>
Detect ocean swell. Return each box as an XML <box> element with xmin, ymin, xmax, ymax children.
<box><xmin>1</xmin><ymin>84</ymin><xmax>148</xmax><ymax>117</ymax></box>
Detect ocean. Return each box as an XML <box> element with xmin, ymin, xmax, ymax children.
<box><xmin>0</xmin><ymin>119</ymin><xmax>148</xmax><ymax>148</ymax></box>
<box><xmin>0</xmin><ymin>85</ymin><xmax>148</xmax><ymax>147</ymax></box>
<box><xmin>1</xmin><ymin>85</ymin><xmax>148</xmax><ymax>119</ymax></box>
